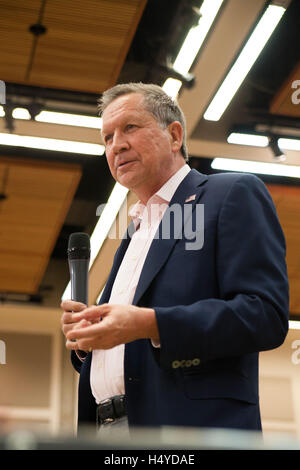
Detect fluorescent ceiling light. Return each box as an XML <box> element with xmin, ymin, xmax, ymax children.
<box><xmin>211</xmin><ymin>157</ymin><xmax>300</xmax><ymax>178</ymax></box>
<box><xmin>62</xmin><ymin>182</ymin><xmax>129</xmax><ymax>301</ymax></box>
<box><xmin>12</xmin><ymin>107</ymin><xmax>31</xmax><ymax>120</ymax></box>
<box><xmin>204</xmin><ymin>4</ymin><xmax>286</xmax><ymax>121</ymax></box>
<box><xmin>35</xmin><ymin>110</ymin><xmax>102</xmax><ymax>129</ymax></box>
<box><xmin>1</xmin><ymin>106</ymin><xmax>102</xmax><ymax>129</ymax></box>
<box><xmin>227</xmin><ymin>132</ymin><xmax>269</xmax><ymax>147</ymax></box>
<box><xmin>89</xmin><ymin>183</ymin><xmax>129</xmax><ymax>267</ymax></box>
<box><xmin>289</xmin><ymin>321</ymin><xmax>300</xmax><ymax>331</ymax></box>
<box><xmin>162</xmin><ymin>0</ymin><xmax>224</xmax><ymax>98</ymax></box>
<box><xmin>173</xmin><ymin>0</ymin><xmax>224</xmax><ymax>74</ymax></box>
<box><xmin>278</xmin><ymin>138</ymin><xmax>300</xmax><ymax>152</ymax></box>
<box><xmin>0</xmin><ymin>132</ymin><xmax>105</xmax><ymax>155</ymax></box>
<box><xmin>228</xmin><ymin>133</ymin><xmax>300</xmax><ymax>153</ymax></box>
<box><xmin>162</xmin><ymin>78</ymin><xmax>183</xmax><ymax>99</ymax></box>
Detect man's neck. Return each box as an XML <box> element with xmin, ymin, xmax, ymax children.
<box><xmin>135</xmin><ymin>160</ymin><xmax>186</xmax><ymax>205</ymax></box>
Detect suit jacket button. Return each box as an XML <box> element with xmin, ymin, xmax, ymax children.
<box><xmin>185</xmin><ymin>360</ymin><xmax>192</xmax><ymax>367</ymax></box>
<box><xmin>172</xmin><ymin>360</ymin><xmax>180</xmax><ymax>369</ymax></box>
<box><xmin>192</xmin><ymin>358</ymin><xmax>200</xmax><ymax>366</ymax></box>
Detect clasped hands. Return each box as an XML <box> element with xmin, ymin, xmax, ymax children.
<box><xmin>61</xmin><ymin>300</ymin><xmax>159</xmax><ymax>352</ymax></box>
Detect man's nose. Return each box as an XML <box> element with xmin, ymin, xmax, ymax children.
<box><xmin>111</xmin><ymin>131</ymin><xmax>129</xmax><ymax>154</ymax></box>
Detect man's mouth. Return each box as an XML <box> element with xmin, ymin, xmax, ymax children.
<box><xmin>118</xmin><ymin>160</ymin><xmax>135</xmax><ymax>169</ymax></box>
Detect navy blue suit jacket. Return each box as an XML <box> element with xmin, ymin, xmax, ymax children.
<box><xmin>71</xmin><ymin>169</ymin><xmax>289</xmax><ymax>431</ymax></box>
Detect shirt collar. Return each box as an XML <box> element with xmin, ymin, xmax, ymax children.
<box><xmin>155</xmin><ymin>163</ymin><xmax>191</xmax><ymax>203</ymax></box>
<box><xmin>129</xmin><ymin>164</ymin><xmax>191</xmax><ymax>225</ymax></box>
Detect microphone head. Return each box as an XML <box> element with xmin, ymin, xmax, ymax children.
<box><xmin>67</xmin><ymin>232</ymin><xmax>90</xmax><ymax>260</ymax></box>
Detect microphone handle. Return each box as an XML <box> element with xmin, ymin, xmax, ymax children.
<box><xmin>68</xmin><ymin>259</ymin><xmax>89</xmax><ymax>305</ymax></box>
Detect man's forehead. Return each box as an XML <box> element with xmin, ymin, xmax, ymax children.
<box><xmin>103</xmin><ymin>92</ymin><xmax>144</xmax><ymax>115</ymax></box>
<box><xmin>102</xmin><ymin>92</ymin><xmax>152</xmax><ymax>128</ymax></box>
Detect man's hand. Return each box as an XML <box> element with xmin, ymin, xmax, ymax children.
<box><xmin>64</xmin><ymin>303</ymin><xmax>160</xmax><ymax>351</ymax></box>
<box><xmin>61</xmin><ymin>300</ymin><xmax>92</xmax><ymax>352</ymax></box>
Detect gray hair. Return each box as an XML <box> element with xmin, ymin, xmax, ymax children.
<box><xmin>98</xmin><ymin>82</ymin><xmax>188</xmax><ymax>161</ymax></box>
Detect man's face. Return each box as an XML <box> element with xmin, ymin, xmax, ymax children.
<box><xmin>102</xmin><ymin>93</ymin><xmax>182</xmax><ymax>202</ymax></box>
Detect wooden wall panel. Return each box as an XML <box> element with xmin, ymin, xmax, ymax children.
<box><xmin>267</xmin><ymin>184</ymin><xmax>300</xmax><ymax>315</ymax></box>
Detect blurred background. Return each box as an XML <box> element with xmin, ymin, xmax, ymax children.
<box><xmin>0</xmin><ymin>0</ymin><xmax>299</xmax><ymax>444</ymax></box>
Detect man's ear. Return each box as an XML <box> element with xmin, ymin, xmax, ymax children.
<box><xmin>168</xmin><ymin>121</ymin><xmax>183</xmax><ymax>153</ymax></box>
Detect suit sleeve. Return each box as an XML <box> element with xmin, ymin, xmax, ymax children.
<box><xmin>153</xmin><ymin>174</ymin><xmax>289</xmax><ymax>369</ymax></box>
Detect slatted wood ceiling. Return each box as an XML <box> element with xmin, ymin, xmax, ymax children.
<box><xmin>0</xmin><ymin>0</ymin><xmax>146</xmax><ymax>295</ymax></box>
<box><xmin>0</xmin><ymin>0</ymin><xmax>147</xmax><ymax>93</ymax></box>
<box><xmin>0</xmin><ymin>157</ymin><xmax>81</xmax><ymax>293</ymax></box>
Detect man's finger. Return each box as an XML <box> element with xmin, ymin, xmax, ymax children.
<box><xmin>67</xmin><ymin>323</ymin><xmax>102</xmax><ymax>341</ymax></box>
<box><xmin>62</xmin><ymin>324</ymin><xmax>74</xmax><ymax>336</ymax></box>
<box><xmin>72</xmin><ymin>305</ymin><xmax>104</xmax><ymax>322</ymax></box>
<box><xmin>65</xmin><ymin>339</ymin><xmax>79</xmax><ymax>350</ymax></box>
<box><xmin>60</xmin><ymin>299</ymin><xmax>87</xmax><ymax>312</ymax></box>
<box><xmin>61</xmin><ymin>312</ymin><xmax>76</xmax><ymax>325</ymax></box>
<box><xmin>66</xmin><ymin>337</ymin><xmax>96</xmax><ymax>352</ymax></box>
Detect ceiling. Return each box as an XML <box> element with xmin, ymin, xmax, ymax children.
<box><xmin>0</xmin><ymin>0</ymin><xmax>146</xmax><ymax>93</ymax></box>
<box><xmin>0</xmin><ymin>0</ymin><xmax>299</xmax><ymax>316</ymax></box>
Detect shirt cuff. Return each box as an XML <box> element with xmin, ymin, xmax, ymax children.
<box><xmin>151</xmin><ymin>339</ymin><xmax>161</xmax><ymax>348</ymax></box>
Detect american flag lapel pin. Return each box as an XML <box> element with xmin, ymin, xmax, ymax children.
<box><xmin>185</xmin><ymin>194</ymin><xmax>196</xmax><ymax>203</ymax></box>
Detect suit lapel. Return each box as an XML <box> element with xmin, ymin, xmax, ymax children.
<box><xmin>132</xmin><ymin>169</ymin><xmax>208</xmax><ymax>305</ymax></box>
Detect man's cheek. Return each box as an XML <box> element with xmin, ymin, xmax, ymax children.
<box><xmin>107</xmin><ymin>159</ymin><xmax>117</xmax><ymax>178</ymax></box>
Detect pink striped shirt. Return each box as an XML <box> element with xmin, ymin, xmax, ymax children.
<box><xmin>90</xmin><ymin>164</ymin><xmax>191</xmax><ymax>403</ymax></box>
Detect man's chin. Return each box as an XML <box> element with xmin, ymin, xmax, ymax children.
<box><xmin>115</xmin><ymin>175</ymin><xmax>136</xmax><ymax>190</ymax></box>
<box><xmin>116</xmin><ymin>171</ymin><xmax>140</xmax><ymax>189</ymax></box>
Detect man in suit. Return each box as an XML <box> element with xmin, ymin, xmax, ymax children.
<box><xmin>61</xmin><ymin>83</ymin><xmax>289</xmax><ymax>433</ymax></box>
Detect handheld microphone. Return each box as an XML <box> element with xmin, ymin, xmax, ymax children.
<box><xmin>67</xmin><ymin>232</ymin><xmax>90</xmax><ymax>305</ymax></box>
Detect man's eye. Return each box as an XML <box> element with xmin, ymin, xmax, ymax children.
<box><xmin>104</xmin><ymin>135</ymin><xmax>113</xmax><ymax>144</ymax></box>
<box><xmin>126</xmin><ymin>124</ymin><xmax>136</xmax><ymax>131</ymax></box>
